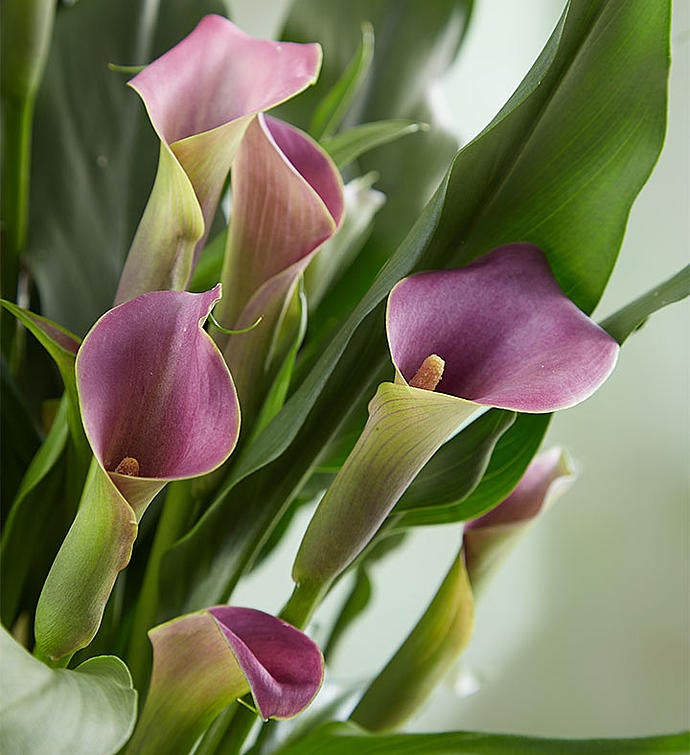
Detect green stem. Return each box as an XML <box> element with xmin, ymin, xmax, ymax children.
<box><xmin>279</xmin><ymin>581</ymin><xmax>327</xmax><ymax>631</ymax></box>
<box><xmin>126</xmin><ymin>481</ymin><xmax>193</xmax><ymax>690</ymax></box>
<box><xmin>1</xmin><ymin>95</ymin><xmax>33</xmax><ymax>360</ymax></box>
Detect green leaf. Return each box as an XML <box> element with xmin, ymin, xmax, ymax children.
<box><xmin>600</xmin><ymin>265</ymin><xmax>690</xmax><ymax>343</ymax></box>
<box><xmin>276</xmin><ymin>722</ymin><xmax>690</xmax><ymax>754</ymax></box>
<box><xmin>24</xmin><ymin>0</ymin><xmax>230</xmax><ymax>335</ymax></box>
<box><xmin>350</xmin><ymin>551</ymin><xmax>473</xmax><ymax>732</ymax></box>
<box><xmin>0</xmin><ymin>355</ymin><xmax>41</xmax><ymax>508</ymax></box>
<box><xmin>322</xmin><ymin>120</ymin><xmax>426</xmax><ymax>169</ymax></box>
<box><xmin>425</xmin><ymin>0</ymin><xmax>671</xmax><ymax>316</ymax></box>
<box><xmin>0</xmin><ymin>299</ymin><xmax>87</xmax><ymax>457</ymax></box>
<box><xmin>0</xmin><ymin>627</ymin><xmax>137</xmax><ymax>755</ymax></box>
<box><xmin>310</xmin><ymin>22</ymin><xmax>374</xmax><ymax>140</ymax></box>
<box><xmin>323</xmin><ymin>567</ymin><xmax>372</xmax><ymax>660</ymax></box>
<box><xmin>282</xmin><ymin>0</ymin><xmax>473</xmax><ymax>347</ymax></box>
<box><xmin>396</xmin><ymin>413</ymin><xmax>551</xmax><ymax>528</ymax></box>
<box><xmin>395</xmin><ymin>410</ymin><xmax>516</xmax><ymax>516</ymax></box>
<box><xmin>0</xmin><ymin>398</ymin><xmax>70</xmax><ymax>628</ymax></box>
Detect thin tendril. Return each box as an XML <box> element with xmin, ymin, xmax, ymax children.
<box><xmin>235</xmin><ymin>696</ymin><xmax>262</xmax><ymax>718</ymax></box>
<box><xmin>209</xmin><ymin>311</ymin><xmax>263</xmax><ymax>335</ymax></box>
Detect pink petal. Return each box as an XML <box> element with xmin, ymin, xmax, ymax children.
<box><xmin>208</xmin><ymin>606</ymin><xmax>323</xmax><ymax>719</ymax></box>
<box><xmin>465</xmin><ymin>447</ymin><xmax>574</xmax><ymax>531</ymax></box>
<box><xmin>220</xmin><ymin>114</ymin><xmax>343</xmax><ymax>325</ymax></box>
<box><xmin>387</xmin><ymin>244</ymin><xmax>619</xmax><ymax>412</ymax></box>
<box><xmin>77</xmin><ymin>286</ymin><xmax>239</xmax><ymax>480</ymax></box>
<box><xmin>129</xmin><ymin>15</ymin><xmax>322</xmax><ymax>145</ymax></box>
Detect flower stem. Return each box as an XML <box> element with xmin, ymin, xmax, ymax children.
<box><xmin>279</xmin><ymin>581</ymin><xmax>326</xmax><ymax>631</ymax></box>
<box><xmin>126</xmin><ymin>481</ymin><xmax>193</xmax><ymax>690</ymax></box>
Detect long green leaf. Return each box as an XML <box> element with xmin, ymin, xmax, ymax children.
<box><xmin>275</xmin><ymin>722</ymin><xmax>690</xmax><ymax>755</ymax></box>
<box><xmin>0</xmin><ymin>627</ymin><xmax>137</xmax><ymax>755</ymax></box>
<box><xmin>322</xmin><ymin>120</ymin><xmax>425</xmax><ymax>169</ymax></box>
<box><xmin>426</xmin><ymin>0</ymin><xmax>671</xmax><ymax>315</ymax></box>
<box><xmin>600</xmin><ymin>265</ymin><xmax>690</xmax><ymax>344</ymax></box>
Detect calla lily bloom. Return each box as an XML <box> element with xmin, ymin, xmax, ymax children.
<box><xmin>350</xmin><ymin>448</ymin><xmax>574</xmax><ymax>732</ymax></box>
<box><xmin>35</xmin><ymin>287</ymin><xmax>240</xmax><ymax>662</ymax></box>
<box><xmin>126</xmin><ymin>606</ymin><xmax>323</xmax><ymax>754</ymax></box>
<box><xmin>463</xmin><ymin>447</ymin><xmax>575</xmax><ymax>591</ymax></box>
<box><xmin>290</xmin><ymin>244</ymin><xmax>618</xmax><ymax>619</ymax></box>
<box><xmin>215</xmin><ymin>113</ymin><xmax>344</xmax><ymax>421</ymax></box>
<box><xmin>115</xmin><ymin>15</ymin><xmax>322</xmax><ymax>304</ymax></box>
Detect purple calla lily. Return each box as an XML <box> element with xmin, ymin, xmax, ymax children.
<box><xmin>216</xmin><ymin>113</ymin><xmax>344</xmax><ymax>421</ymax></box>
<box><xmin>463</xmin><ymin>447</ymin><xmax>575</xmax><ymax>590</ymax></box>
<box><xmin>35</xmin><ymin>287</ymin><xmax>240</xmax><ymax>662</ymax></box>
<box><xmin>78</xmin><ymin>285</ymin><xmax>240</xmax><ymax>514</ymax></box>
<box><xmin>387</xmin><ymin>243</ymin><xmax>619</xmax><ymax>411</ymax></box>
<box><xmin>115</xmin><ymin>15</ymin><xmax>322</xmax><ymax>304</ymax></box>
<box><xmin>126</xmin><ymin>606</ymin><xmax>323</xmax><ymax>753</ymax></box>
<box><xmin>207</xmin><ymin>606</ymin><xmax>324</xmax><ymax>720</ymax></box>
<box><xmin>290</xmin><ymin>244</ymin><xmax>618</xmax><ymax>620</ymax></box>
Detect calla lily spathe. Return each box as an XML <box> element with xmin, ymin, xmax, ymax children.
<box><xmin>291</xmin><ymin>244</ymin><xmax>619</xmax><ymax>613</ymax></box>
<box><xmin>35</xmin><ymin>287</ymin><xmax>240</xmax><ymax>662</ymax></box>
<box><xmin>115</xmin><ymin>15</ymin><xmax>322</xmax><ymax>304</ymax></box>
<box><xmin>215</xmin><ymin>113</ymin><xmax>344</xmax><ymax>421</ymax></box>
<box><xmin>126</xmin><ymin>606</ymin><xmax>323</xmax><ymax>753</ymax></box>
<box><xmin>463</xmin><ymin>447</ymin><xmax>575</xmax><ymax>590</ymax></box>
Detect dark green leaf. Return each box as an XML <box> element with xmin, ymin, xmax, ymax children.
<box><xmin>600</xmin><ymin>265</ymin><xmax>690</xmax><ymax>343</ymax></box>
<box><xmin>0</xmin><ymin>355</ymin><xmax>41</xmax><ymax>510</ymax></box>
<box><xmin>0</xmin><ymin>399</ymin><xmax>71</xmax><ymax>628</ymax></box>
<box><xmin>395</xmin><ymin>410</ymin><xmax>516</xmax><ymax>515</ymax></box>
<box><xmin>425</xmin><ymin>0</ymin><xmax>671</xmax><ymax>316</ymax></box>
<box><xmin>395</xmin><ymin>414</ymin><xmax>551</xmax><ymax>528</ymax></box>
<box><xmin>276</xmin><ymin>722</ymin><xmax>690</xmax><ymax>755</ymax></box>
<box><xmin>0</xmin><ymin>627</ymin><xmax>137</xmax><ymax>755</ymax></box>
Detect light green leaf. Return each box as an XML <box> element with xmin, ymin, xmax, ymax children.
<box><xmin>600</xmin><ymin>265</ymin><xmax>690</xmax><ymax>344</ymax></box>
<box><xmin>304</xmin><ymin>173</ymin><xmax>386</xmax><ymax>311</ymax></box>
<box><xmin>276</xmin><ymin>722</ymin><xmax>690</xmax><ymax>754</ymax></box>
<box><xmin>322</xmin><ymin>120</ymin><xmax>425</xmax><ymax>169</ymax></box>
<box><xmin>0</xmin><ymin>627</ymin><xmax>137</xmax><ymax>755</ymax></box>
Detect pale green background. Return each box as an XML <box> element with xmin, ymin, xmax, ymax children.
<box><xmin>230</xmin><ymin>0</ymin><xmax>690</xmax><ymax>737</ymax></box>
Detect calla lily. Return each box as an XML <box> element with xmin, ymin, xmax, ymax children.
<box><xmin>215</xmin><ymin>113</ymin><xmax>344</xmax><ymax>421</ymax></box>
<box><xmin>115</xmin><ymin>15</ymin><xmax>322</xmax><ymax>304</ymax></box>
<box><xmin>125</xmin><ymin>606</ymin><xmax>323</xmax><ymax>754</ymax></box>
<box><xmin>463</xmin><ymin>447</ymin><xmax>575</xmax><ymax>591</ymax></box>
<box><xmin>350</xmin><ymin>448</ymin><xmax>574</xmax><ymax>732</ymax></box>
<box><xmin>35</xmin><ymin>287</ymin><xmax>239</xmax><ymax>663</ymax></box>
<box><xmin>290</xmin><ymin>244</ymin><xmax>618</xmax><ymax>621</ymax></box>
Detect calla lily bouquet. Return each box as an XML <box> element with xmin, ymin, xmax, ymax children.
<box><xmin>1</xmin><ymin>2</ymin><xmax>687</xmax><ymax>754</ymax></box>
